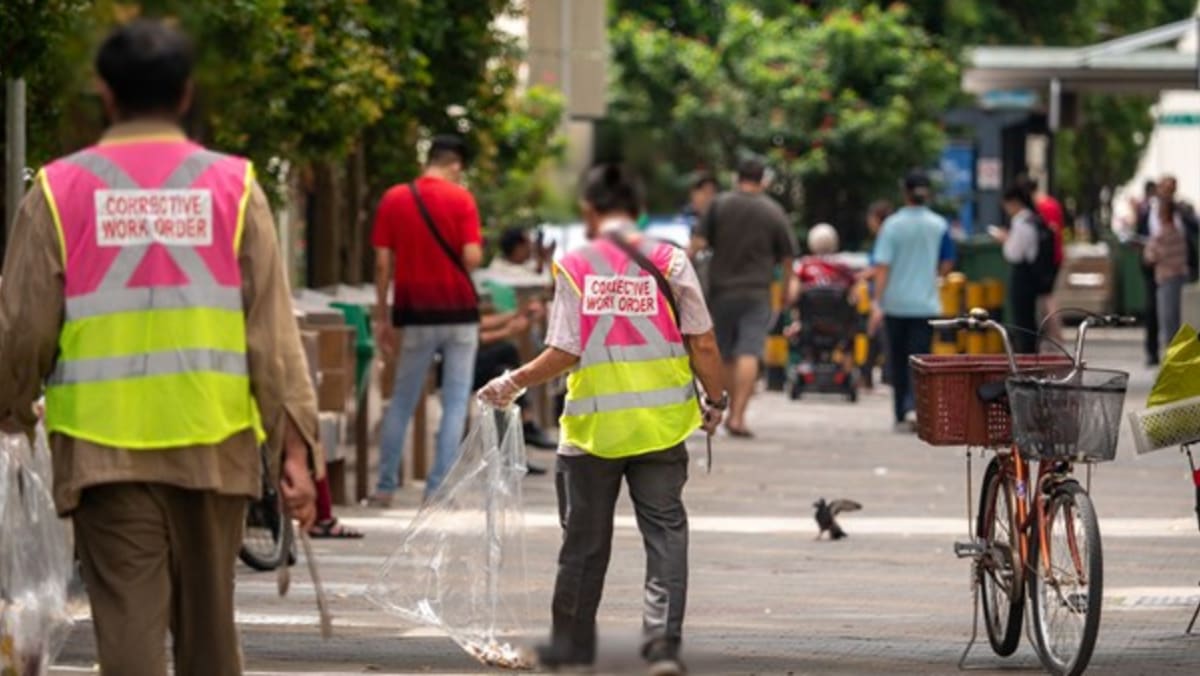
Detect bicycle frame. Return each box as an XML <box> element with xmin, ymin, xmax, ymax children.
<box><xmin>942</xmin><ymin>308</ymin><xmax>1125</xmax><ymax>671</ymax></box>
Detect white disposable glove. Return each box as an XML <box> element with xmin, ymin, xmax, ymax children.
<box><xmin>478</xmin><ymin>371</ymin><xmax>525</xmax><ymax>409</ymax></box>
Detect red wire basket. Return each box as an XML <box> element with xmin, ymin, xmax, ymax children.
<box><xmin>910</xmin><ymin>354</ymin><xmax>1074</xmax><ymax>447</ymax></box>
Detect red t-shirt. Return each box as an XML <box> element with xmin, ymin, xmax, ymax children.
<box><xmin>1035</xmin><ymin>195</ymin><xmax>1065</xmax><ymax>267</ymax></box>
<box><xmin>371</xmin><ymin>175</ymin><xmax>483</xmax><ymax>326</ymax></box>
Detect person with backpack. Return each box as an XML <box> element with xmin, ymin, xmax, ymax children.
<box><xmin>992</xmin><ymin>185</ymin><xmax>1057</xmax><ymax>353</ymax></box>
<box><xmin>477</xmin><ymin>164</ymin><xmax>726</xmax><ymax>675</ymax></box>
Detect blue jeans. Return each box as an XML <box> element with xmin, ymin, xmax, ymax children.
<box><xmin>377</xmin><ymin>323</ymin><xmax>479</xmax><ymax>496</ymax></box>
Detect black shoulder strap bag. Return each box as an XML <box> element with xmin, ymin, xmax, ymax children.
<box><xmin>607</xmin><ymin>233</ymin><xmax>713</xmax><ymax>473</ymax></box>
<box><xmin>408</xmin><ymin>182</ymin><xmax>479</xmax><ymax>304</ymax></box>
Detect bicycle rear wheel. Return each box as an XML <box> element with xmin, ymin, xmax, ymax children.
<box><xmin>239</xmin><ymin>492</ymin><xmax>294</xmax><ymax>571</ymax></box>
<box><xmin>976</xmin><ymin>456</ymin><xmax>1024</xmax><ymax>657</ymax></box>
<box><xmin>1029</xmin><ymin>481</ymin><xmax>1102</xmax><ymax>676</ymax></box>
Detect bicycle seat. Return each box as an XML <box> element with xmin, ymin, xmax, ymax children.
<box><xmin>977</xmin><ymin>380</ymin><xmax>1008</xmax><ymax>404</ymax></box>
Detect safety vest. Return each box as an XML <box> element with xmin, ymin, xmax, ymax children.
<box><xmin>555</xmin><ymin>236</ymin><xmax>701</xmax><ymax>458</ymax></box>
<box><xmin>38</xmin><ymin>137</ymin><xmax>264</xmax><ymax>449</ymax></box>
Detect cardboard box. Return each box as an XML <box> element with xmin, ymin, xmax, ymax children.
<box><xmin>314</xmin><ymin>325</ymin><xmax>354</xmax><ymax>371</ymax></box>
<box><xmin>317</xmin><ymin>369</ymin><xmax>350</xmax><ymax>412</ymax></box>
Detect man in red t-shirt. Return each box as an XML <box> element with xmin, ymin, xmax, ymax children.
<box><xmin>368</xmin><ymin>135</ymin><xmax>484</xmax><ymax>505</ymax></box>
<box><xmin>1034</xmin><ymin>190</ymin><xmax>1066</xmax><ymax>345</ymax></box>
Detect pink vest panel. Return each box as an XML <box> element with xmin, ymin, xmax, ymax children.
<box><xmin>41</xmin><ymin>139</ymin><xmax>249</xmax><ymax>303</ymax></box>
<box><xmin>559</xmin><ymin>237</ymin><xmax>685</xmax><ymax>356</ymax></box>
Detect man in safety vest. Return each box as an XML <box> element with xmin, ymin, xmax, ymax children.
<box><xmin>0</xmin><ymin>20</ymin><xmax>319</xmax><ymax>676</ymax></box>
<box><xmin>478</xmin><ymin>164</ymin><xmax>726</xmax><ymax>676</ymax></box>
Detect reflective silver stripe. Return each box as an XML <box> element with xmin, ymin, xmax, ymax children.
<box><xmin>60</xmin><ymin>148</ymin><xmax>239</xmax><ymax>320</ymax></box>
<box><xmin>63</xmin><ymin>151</ymin><xmax>139</xmax><ymax>189</ymax></box>
<box><xmin>50</xmin><ymin>348</ymin><xmax>248</xmax><ymax>386</ymax></box>
<box><xmin>163</xmin><ymin>149</ymin><xmax>224</xmax><ymax>188</ymax></box>
<box><xmin>65</xmin><ymin>286</ymin><xmax>243</xmax><ymax>319</ymax></box>
<box><xmin>562</xmin><ymin>382</ymin><xmax>696</xmax><ymax>417</ymax></box>
<box><xmin>597</xmin><ymin>342</ymin><xmax>688</xmax><ymax>362</ymax></box>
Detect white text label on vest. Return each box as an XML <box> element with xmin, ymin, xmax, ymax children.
<box><xmin>94</xmin><ymin>189</ymin><xmax>214</xmax><ymax>247</ymax></box>
<box><xmin>581</xmin><ymin>274</ymin><xmax>659</xmax><ymax>316</ymax></box>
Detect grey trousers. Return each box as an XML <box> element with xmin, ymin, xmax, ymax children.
<box><xmin>550</xmin><ymin>444</ymin><xmax>690</xmax><ymax>661</ymax></box>
<box><xmin>1157</xmin><ymin>274</ymin><xmax>1188</xmax><ymax>350</ymax></box>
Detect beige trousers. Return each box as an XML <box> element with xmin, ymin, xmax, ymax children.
<box><xmin>73</xmin><ymin>483</ymin><xmax>247</xmax><ymax>676</ymax></box>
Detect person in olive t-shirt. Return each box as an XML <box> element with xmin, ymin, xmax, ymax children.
<box><xmin>695</xmin><ymin>158</ymin><xmax>797</xmax><ymax>437</ymax></box>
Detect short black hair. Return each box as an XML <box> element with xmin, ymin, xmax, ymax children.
<box><xmin>96</xmin><ymin>19</ymin><xmax>194</xmax><ymax>116</ymax></box>
<box><xmin>428</xmin><ymin>134</ymin><xmax>469</xmax><ymax>168</ymax></box>
<box><xmin>903</xmin><ymin>170</ymin><xmax>932</xmax><ymax>204</ymax></box>
<box><xmin>736</xmin><ymin>157</ymin><xmax>766</xmax><ymax>184</ymax></box>
<box><xmin>1144</xmin><ymin>179</ymin><xmax>1158</xmax><ymax>195</ymax></box>
<box><xmin>1003</xmin><ymin>184</ymin><xmax>1036</xmax><ymax>211</ymax></box>
<box><xmin>582</xmin><ymin>163</ymin><xmax>644</xmax><ymax>217</ymax></box>
<box><xmin>498</xmin><ymin>227</ymin><xmax>530</xmax><ymax>258</ymax></box>
<box><xmin>691</xmin><ymin>172</ymin><xmax>718</xmax><ymax>191</ymax></box>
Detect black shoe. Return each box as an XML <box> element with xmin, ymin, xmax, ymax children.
<box><xmin>1147</xmin><ymin>356</ymin><xmax>1160</xmax><ymax>367</ymax></box>
<box><xmin>526</xmin><ymin>463</ymin><xmax>548</xmax><ymax>476</ymax></box>
<box><xmin>535</xmin><ymin>644</ymin><xmax>593</xmax><ymax>673</ymax></box>
<box><xmin>523</xmin><ymin>422</ymin><xmax>558</xmax><ymax>450</ymax></box>
<box><xmin>643</xmin><ymin>640</ymin><xmax>685</xmax><ymax>676</ymax></box>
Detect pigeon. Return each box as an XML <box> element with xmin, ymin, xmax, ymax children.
<box><xmin>813</xmin><ymin>498</ymin><xmax>862</xmax><ymax>540</ymax></box>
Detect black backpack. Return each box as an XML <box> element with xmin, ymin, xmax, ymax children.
<box><xmin>1030</xmin><ymin>213</ymin><xmax>1058</xmax><ymax>295</ymax></box>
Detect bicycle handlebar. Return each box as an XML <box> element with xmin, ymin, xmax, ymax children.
<box><xmin>927</xmin><ymin>309</ymin><xmax>1136</xmax><ymax>374</ymax></box>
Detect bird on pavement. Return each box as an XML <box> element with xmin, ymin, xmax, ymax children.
<box><xmin>813</xmin><ymin>498</ymin><xmax>862</xmax><ymax>540</ymax></box>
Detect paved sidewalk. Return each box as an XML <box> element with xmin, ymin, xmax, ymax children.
<box><xmin>52</xmin><ymin>330</ymin><xmax>1200</xmax><ymax>674</ymax></box>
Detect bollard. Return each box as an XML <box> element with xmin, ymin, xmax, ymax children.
<box><xmin>983</xmin><ymin>279</ymin><xmax>1005</xmax><ymax>354</ymax></box>
<box><xmin>964</xmin><ymin>281</ymin><xmax>987</xmax><ymax>354</ymax></box>
<box><xmin>853</xmin><ymin>280</ymin><xmax>871</xmax><ymax>365</ymax></box>
<box><xmin>932</xmin><ymin>275</ymin><xmax>964</xmax><ymax>354</ymax></box>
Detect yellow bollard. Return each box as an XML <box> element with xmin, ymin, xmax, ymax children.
<box><xmin>932</xmin><ymin>275</ymin><xmax>964</xmax><ymax>354</ymax></box>
<box><xmin>853</xmin><ymin>281</ymin><xmax>870</xmax><ymax>365</ymax></box>
<box><xmin>964</xmin><ymin>282</ymin><xmax>987</xmax><ymax>354</ymax></box>
<box><xmin>983</xmin><ymin>279</ymin><xmax>1006</xmax><ymax>353</ymax></box>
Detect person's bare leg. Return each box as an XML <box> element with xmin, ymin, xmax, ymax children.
<box><xmin>728</xmin><ymin>355</ymin><xmax>759</xmax><ymax>432</ymax></box>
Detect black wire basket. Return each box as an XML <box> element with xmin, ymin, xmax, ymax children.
<box><xmin>1006</xmin><ymin>368</ymin><xmax>1129</xmax><ymax>463</ymax></box>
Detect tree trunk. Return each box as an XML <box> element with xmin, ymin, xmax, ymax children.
<box><xmin>309</xmin><ymin>161</ymin><xmax>345</xmax><ymax>288</ymax></box>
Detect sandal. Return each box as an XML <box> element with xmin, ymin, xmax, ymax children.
<box><xmin>308</xmin><ymin>518</ymin><xmax>364</xmax><ymax>539</ymax></box>
<box><xmin>725</xmin><ymin>424</ymin><xmax>755</xmax><ymax>439</ymax></box>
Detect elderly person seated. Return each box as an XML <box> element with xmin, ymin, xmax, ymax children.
<box><xmin>788</xmin><ymin>223</ymin><xmax>856</xmax><ymax>302</ymax></box>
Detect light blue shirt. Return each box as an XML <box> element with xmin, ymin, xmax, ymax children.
<box><xmin>873</xmin><ymin>205</ymin><xmax>947</xmax><ymax>317</ymax></box>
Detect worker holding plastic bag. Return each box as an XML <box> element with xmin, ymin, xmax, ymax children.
<box><xmin>368</xmin><ymin>405</ymin><xmax>533</xmax><ymax>668</ymax></box>
<box><xmin>477</xmin><ymin>164</ymin><xmax>727</xmax><ymax>676</ymax></box>
<box><xmin>0</xmin><ymin>19</ymin><xmax>322</xmax><ymax>676</ymax></box>
<box><xmin>0</xmin><ymin>428</ymin><xmax>74</xmax><ymax>676</ymax></box>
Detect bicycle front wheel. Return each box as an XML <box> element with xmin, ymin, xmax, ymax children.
<box><xmin>1029</xmin><ymin>481</ymin><xmax>1102</xmax><ymax>676</ymax></box>
<box><xmin>977</xmin><ymin>456</ymin><xmax>1024</xmax><ymax>657</ymax></box>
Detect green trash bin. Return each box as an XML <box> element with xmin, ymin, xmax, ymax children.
<box><xmin>331</xmin><ymin>302</ymin><xmax>375</xmax><ymax>399</ymax></box>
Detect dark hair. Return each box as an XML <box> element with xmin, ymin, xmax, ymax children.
<box><xmin>428</xmin><ymin>134</ymin><xmax>469</xmax><ymax>168</ymax></box>
<box><xmin>1002</xmin><ymin>185</ymin><xmax>1036</xmax><ymax>211</ymax></box>
<box><xmin>1143</xmin><ymin>179</ymin><xmax>1158</xmax><ymax>195</ymax></box>
<box><xmin>867</xmin><ymin>199</ymin><xmax>893</xmax><ymax>221</ymax></box>
<box><xmin>903</xmin><ymin>170</ymin><xmax>932</xmax><ymax>205</ymax></box>
<box><xmin>582</xmin><ymin>163</ymin><xmax>644</xmax><ymax>217</ymax></box>
<box><xmin>736</xmin><ymin>157</ymin><xmax>766</xmax><ymax>184</ymax></box>
<box><xmin>96</xmin><ymin>19</ymin><xmax>194</xmax><ymax>116</ymax></box>
<box><xmin>498</xmin><ymin>227</ymin><xmax>530</xmax><ymax>258</ymax></box>
<box><xmin>691</xmin><ymin>172</ymin><xmax>718</xmax><ymax>191</ymax></box>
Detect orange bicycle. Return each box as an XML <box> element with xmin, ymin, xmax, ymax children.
<box><xmin>914</xmin><ymin>308</ymin><xmax>1131</xmax><ymax>676</ymax></box>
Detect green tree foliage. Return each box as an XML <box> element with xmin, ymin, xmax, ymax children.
<box><xmin>609</xmin><ymin>2</ymin><xmax>958</xmax><ymax>246</ymax></box>
<box><xmin>1</xmin><ymin>0</ymin><xmax>564</xmax><ymax>272</ymax></box>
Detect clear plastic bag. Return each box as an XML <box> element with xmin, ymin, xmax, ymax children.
<box><xmin>0</xmin><ymin>428</ymin><xmax>74</xmax><ymax>676</ymax></box>
<box><xmin>367</xmin><ymin>405</ymin><xmax>534</xmax><ymax>669</ymax></box>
